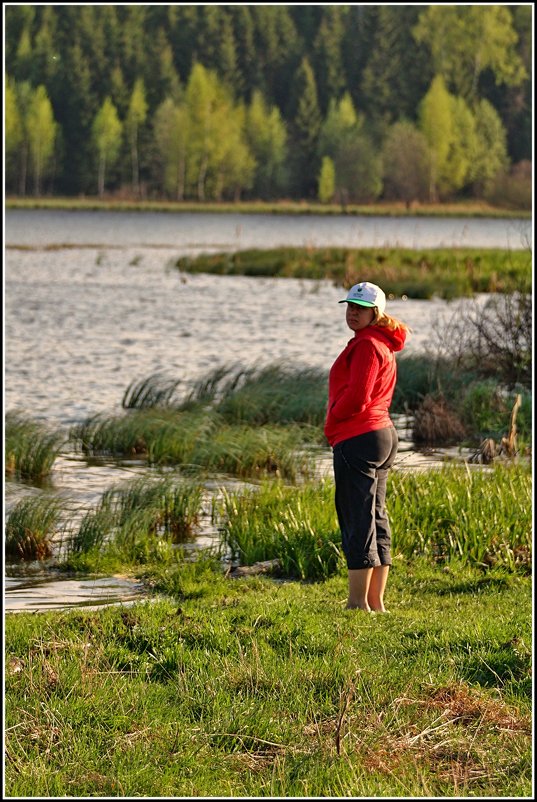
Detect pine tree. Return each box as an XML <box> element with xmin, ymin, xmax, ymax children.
<box><xmin>312</xmin><ymin>6</ymin><xmax>347</xmax><ymax>115</ymax></box>
<box><xmin>361</xmin><ymin>6</ymin><xmax>433</xmax><ymax>137</ymax></box>
<box><xmin>287</xmin><ymin>57</ymin><xmax>322</xmax><ymax>198</ymax></box>
<box><xmin>229</xmin><ymin>5</ymin><xmax>259</xmax><ymax>101</ymax></box>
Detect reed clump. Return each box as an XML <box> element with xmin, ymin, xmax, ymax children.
<box><xmin>389</xmin><ymin>463</ymin><xmax>532</xmax><ymax>571</ymax></box>
<box><xmin>112</xmin><ymin>360</ymin><xmax>532</xmax><ymax>452</ymax></box>
<box><xmin>5</xmin><ymin>412</ymin><xmax>65</xmax><ymax>481</ymax></box>
<box><xmin>5</xmin><ymin>495</ymin><xmax>66</xmax><ymax>561</ymax></box>
<box><xmin>68</xmin><ymin>476</ymin><xmax>205</xmax><ymax>566</ymax></box>
<box><xmin>214</xmin><ymin>480</ymin><xmax>342</xmax><ymax>580</ymax></box>
<box><xmin>70</xmin><ymin>407</ymin><xmax>316</xmax><ymax>481</ymax></box>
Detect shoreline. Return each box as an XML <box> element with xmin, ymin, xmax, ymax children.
<box><xmin>5</xmin><ymin>196</ymin><xmax>531</xmax><ymax>219</ymax></box>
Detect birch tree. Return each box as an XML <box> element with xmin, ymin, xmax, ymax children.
<box><xmin>27</xmin><ymin>85</ymin><xmax>57</xmax><ymax>195</ymax></box>
<box><xmin>92</xmin><ymin>97</ymin><xmax>122</xmax><ymax>197</ymax></box>
<box><xmin>126</xmin><ymin>78</ymin><xmax>148</xmax><ymax>196</ymax></box>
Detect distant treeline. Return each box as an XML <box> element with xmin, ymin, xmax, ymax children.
<box><xmin>4</xmin><ymin>5</ymin><xmax>532</xmax><ymax>207</ymax></box>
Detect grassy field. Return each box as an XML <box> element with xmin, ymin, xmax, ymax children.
<box><xmin>4</xmin><ymin>456</ymin><xmax>533</xmax><ymax>796</ymax></box>
<box><xmin>5</xmin><ymin>195</ymin><xmax>531</xmax><ymax>218</ymax></box>
<box><xmin>5</xmin><ymin>556</ymin><xmax>531</xmax><ymax>797</ymax></box>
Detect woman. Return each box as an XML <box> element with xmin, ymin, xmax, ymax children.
<box><xmin>324</xmin><ymin>281</ymin><xmax>409</xmax><ymax>612</ymax></box>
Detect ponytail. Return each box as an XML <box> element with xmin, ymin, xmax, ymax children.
<box><xmin>373</xmin><ymin>309</ymin><xmax>411</xmax><ymax>333</ymax></box>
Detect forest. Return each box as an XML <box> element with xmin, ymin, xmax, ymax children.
<box><xmin>4</xmin><ymin>4</ymin><xmax>532</xmax><ymax>207</ymax></box>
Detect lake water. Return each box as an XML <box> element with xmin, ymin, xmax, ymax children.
<box><xmin>4</xmin><ymin>209</ymin><xmax>532</xmax><ymax>611</ymax></box>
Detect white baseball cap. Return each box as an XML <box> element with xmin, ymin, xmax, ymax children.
<box><xmin>339</xmin><ymin>281</ymin><xmax>386</xmax><ymax>314</ymax></box>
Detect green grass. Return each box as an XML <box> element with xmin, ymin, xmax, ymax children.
<box><xmin>212</xmin><ymin>463</ymin><xmax>531</xmax><ymax>579</ymax></box>
<box><xmin>215</xmin><ymin>480</ymin><xmax>342</xmax><ymax>580</ymax></box>
<box><xmin>388</xmin><ymin>463</ymin><xmax>532</xmax><ymax>570</ymax></box>
<box><xmin>5</xmin><ymin>411</ymin><xmax>65</xmax><ymax>481</ymax></box>
<box><xmin>4</xmin><ymin>557</ymin><xmax>531</xmax><ymax>797</ymax></box>
<box><xmin>5</xmin><ymin>495</ymin><xmax>66</xmax><ymax>561</ymax></box>
<box><xmin>174</xmin><ymin>247</ymin><xmax>532</xmax><ymax>297</ymax></box>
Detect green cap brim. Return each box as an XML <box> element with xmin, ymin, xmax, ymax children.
<box><xmin>338</xmin><ymin>299</ymin><xmax>376</xmax><ymax>306</ymax></box>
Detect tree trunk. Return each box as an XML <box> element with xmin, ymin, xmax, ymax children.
<box><xmin>197</xmin><ymin>153</ymin><xmax>208</xmax><ymax>201</ymax></box>
<box><xmin>98</xmin><ymin>154</ymin><xmax>106</xmax><ymax>198</ymax></box>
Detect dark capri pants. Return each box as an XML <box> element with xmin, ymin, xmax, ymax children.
<box><xmin>333</xmin><ymin>426</ymin><xmax>398</xmax><ymax>570</ymax></box>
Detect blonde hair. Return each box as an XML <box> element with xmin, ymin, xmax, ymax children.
<box><xmin>373</xmin><ymin>308</ymin><xmax>411</xmax><ymax>332</ymax></box>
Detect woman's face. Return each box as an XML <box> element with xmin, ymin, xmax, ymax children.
<box><xmin>345</xmin><ymin>302</ymin><xmax>375</xmax><ymax>332</ymax></box>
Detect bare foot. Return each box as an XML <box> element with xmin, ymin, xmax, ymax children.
<box><xmin>346</xmin><ymin>602</ymin><xmax>372</xmax><ymax>611</ymax></box>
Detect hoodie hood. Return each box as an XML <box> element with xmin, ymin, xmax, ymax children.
<box><xmin>355</xmin><ymin>324</ymin><xmax>407</xmax><ymax>353</ymax></box>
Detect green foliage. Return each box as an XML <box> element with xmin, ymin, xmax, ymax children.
<box><xmin>471</xmin><ymin>99</ymin><xmax>510</xmax><ymax>196</ymax></box>
<box><xmin>413</xmin><ymin>5</ymin><xmax>527</xmax><ymax>104</ymax></box>
<box><xmin>245</xmin><ymin>90</ymin><xmax>288</xmax><ymax>198</ymax></box>
<box><xmin>26</xmin><ymin>84</ymin><xmax>57</xmax><ymax>195</ymax></box>
<box><xmin>126</xmin><ymin>77</ymin><xmax>148</xmax><ymax>195</ymax></box>
<box><xmin>92</xmin><ymin>96</ymin><xmax>122</xmax><ymax>196</ymax></box>
<box><xmin>382</xmin><ymin>121</ymin><xmax>430</xmax><ymax>204</ymax></box>
<box><xmin>287</xmin><ymin>56</ymin><xmax>322</xmax><ymax>196</ymax></box>
<box><xmin>418</xmin><ymin>75</ymin><xmax>454</xmax><ymax>201</ymax></box>
<box><xmin>318</xmin><ymin>156</ymin><xmax>335</xmax><ymax>203</ymax></box>
<box><xmin>3</xmin><ymin>6</ymin><xmax>530</xmax><ymax>202</ymax></box>
<box><xmin>5</xmin><ymin>75</ymin><xmax>23</xmax><ymax>158</ymax></box>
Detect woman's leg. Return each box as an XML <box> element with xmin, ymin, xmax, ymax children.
<box><xmin>367</xmin><ymin>565</ymin><xmax>390</xmax><ymax>612</ymax></box>
<box><xmin>347</xmin><ymin>567</ymin><xmax>373</xmax><ymax>610</ymax></box>
<box><xmin>369</xmin><ymin>428</ymin><xmax>398</xmax><ymax>611</ymax></box>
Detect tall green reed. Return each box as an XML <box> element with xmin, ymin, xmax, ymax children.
<box><xmin>5</xmin><ymin>412</ymin><xmax>65</xmax><ymax>481</ymax></box>
<box><xmin>5</xmin><ymin>495</ymin><xmax>66</xmax><ymax>561</ymax></box>
<box><xmin>214</xmin><ymin>480</ymin><xmax>342</xmax><ymax>580</ymax></box>
<box><xmin>69</xmin><ymin>476</ymin><xmax>205</xmax><ymax>562</ymax></box>
<box><xmin>70</xmin><ymin>409</ymin><xmax>314</xmax><ymax>481</ymax></box>
<box><xmin>388</xmin><ymin>463</ymin><xmax>532</xmax><ymax>570</ymax></box>
<box><xmin>122</xmin><ymin>373</ymin><xmax>182</xmax><ymax>409</ymax></box>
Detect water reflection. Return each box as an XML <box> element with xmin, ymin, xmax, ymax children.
<box><xmin>5</xmin><ymin>570</ymin><xmax>147</xmax><ymax>613</ymax></box>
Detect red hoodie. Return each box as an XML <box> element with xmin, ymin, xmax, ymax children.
<box><xmin>324</xmin><ymin>324</ymin><xmax>407</xmax><ymax>447</ymax></box>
